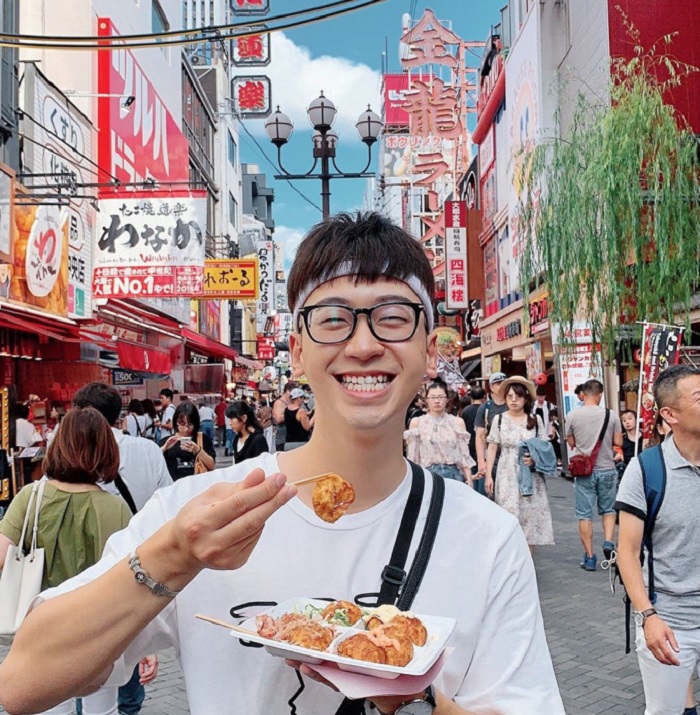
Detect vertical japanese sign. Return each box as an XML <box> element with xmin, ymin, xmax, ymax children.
<box><xmin>444</xmin><ymin>200</ymin><xmax>467</xmax><ymax>309</ymax></box>
<box><xmin>231</xmin><ymin>76</ymin><xmax>272</xmax><ymax>117</ymax></box>
<box><xmin>97</xmin><ymin>18</ymin><xmax>190</xmax><ymax>185</ymax></box>
<box><xmin>231</xmin><ymin>1</ymin><xmax>271</xmax><ymax>117</ymax></box>
<box><xmin>231</xmin><ymin>0</ymin><xmax>270</xmax><ymax>14</ymax></box>
<box><xmin>93</xmin><ymin>192</ymin><xmax>207</xmax><ymax>299</ymax></box>
<box><xmin>23</xmin><ymin>65</ymin><xmax>94</xmax><ymax>318</ymax></box>
<box><xmin>232</xmin><ymin>26</ymin><xmax>270</xmax><ymax>66</ymax></box>
<box><xmin>637</xmin><ymin>323</ymin><xmax>684</xmax><ymax>442</ymax></box>
<box><xmin>0</xmin><ymin>165</ymin><xmax>13</xmax><ymax>264</ymax></box>
<box><xmin>558</xmin><ymin>344</ymin><xmax>604</xmax><ymax>417</ymax></box>
<box><xmin>383</xmin><ymin>74</ymin><xmax>411</xmax><ymax>127</ymax></box>
<box><xmin>255</xmin><ymin>240</ymin><xmax>274</xmax><ymax>332</ymax></box>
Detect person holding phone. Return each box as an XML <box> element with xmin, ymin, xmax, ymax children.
<box><xmin>159</xmin><ymin>402</ymin><xmax>215</xmax><ymax>481</ymax></box>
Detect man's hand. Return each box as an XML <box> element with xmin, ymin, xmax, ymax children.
<box><xmin>644</xmin><ymin>615</ymin><xmax>680</xmax><ymax>666</ymax></box>
<box><xmin>138</xmin><ymin>655</ymin><xmax>159</xmax><ymax>684</ymax></box>
<box><xmin>154</xmin><ymin>469</ymin><xmax>297</xmax><ymax>588</ymax></box>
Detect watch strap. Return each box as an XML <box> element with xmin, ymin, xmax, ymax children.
<box><xmin>639</xmin><ymin>607</ymin><xmax>657</xmax><ymax>624</ymax></box>
<box><xmin>128</xmin><ymin>550</ymin><xmax>180</xmax><ymax>598</ymax></box>
<box><xmin>392</xmin><ymin>685</ymin><xmax>437</xmax><ymax>714</ymax></box>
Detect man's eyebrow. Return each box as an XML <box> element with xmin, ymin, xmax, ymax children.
<box><xmin>310</xmin><ymin>295</ymin><xmax>417</xmax><ymax>306</ymax></box>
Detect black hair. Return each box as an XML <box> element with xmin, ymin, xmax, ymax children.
<box><xmin>73</xmin><ymin>382</ymin><xmax>123</xmax><ymax>426</ymax></box>
<box><xmin>470</xmin><ymin>386</ymin><xmax>486</xmax><ymax>400</ymax></box>
<box><xmin>141</xmin><ymin>398</ymin><xmax>157</xmax><ymax>420</ymax></box>
<box><xmin>582</xmin><ymin>379</ymin><xmax>604</xmax><ymax>396</ymax></box>
<box><xmin>535</xmin><ymin>386</ymin><xmax>547</xmax><ymax>397</ymax></box>
<box><xmin>504</xmin><ymin>383</ymin><xmax>537</xmax><ymax>430</ymax></box>
<box><xmin>225</xmin><ymin>400</ymin><xmax>262</xmax><ymax>432</ymax></box>
<box><xmin>159</xmin><ymin>388</ymin><xmax>174</xmax><ymax>401</ymax></box>
<box><xmin>16</xmin><ymin>403</ymin><xmax>30</xmax><ymax>420</ymax></box>
<box><xmin>173</xmin><ymin>402</ymin><xmax>200</xmax><ymax>435</ymax></box>
<box><xmin>128</xmin><ymin>399</ymin><xmax>144</xmax><ymax>415</ymax></box>
<box><xmin>426</xmin><ymin>380</ymin><xmax>448</xmax><ymax>396</ymax></box>
<box><xmin>654</xmin><ymin>364</ymin><xmax>700</xmax><ymax>409</ymax></box>
<box><xmin>574</xmin><ymin>383</ymin><xmax>586</xmax><ymax>396</ymax></box>
<box><xmin>287</xmin><ymin>212</ymin><xmax>435</xmax><ymax>314</ymax></box>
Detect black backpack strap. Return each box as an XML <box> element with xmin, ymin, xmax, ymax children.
<box><xmin>334</xmin><ymin>466</ymin><xmax>445</xmax><ymax>715</ymax></box>
<box><xmin>114</xmin><ymin>474</ymin><xmax>137</xmax><ymax>515</ymax></box>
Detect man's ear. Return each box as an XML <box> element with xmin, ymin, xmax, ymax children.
<box><xmin>289</xmin><ymin>332</ymin><xmax>306</xmax><ymax>378</ymax></box>
<box><xmin>659</xmin><ymin>405</ymin><xmax>677</xmax><ymax>427</ymax></box>
<box><xmin>425</xmin><ymin>331</ymin><xmax>438</xmax><ymax>379</ymax></box>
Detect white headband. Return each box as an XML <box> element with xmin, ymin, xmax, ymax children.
<box><xmin>292</xmin><ymin>261</ymin><xmax>434</xmax><ymax>334</ymax></box>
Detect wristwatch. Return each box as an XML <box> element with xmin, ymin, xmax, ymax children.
<box><xmin>634</xmin><ymin>607</ymin><xmax>658</xmax><ymax>627</ymax></box>
<box><xmin>380</xmin><ymin>686</ymin><xmax>437</xmax><ymax>715</ymax></box>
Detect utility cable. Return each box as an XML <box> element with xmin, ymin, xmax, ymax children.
<box><xmin>0</xmin><ymin>0</ymin><xmax>388</xmax><ymax>51</ymax></box>
<box><xmin>238</xmin><ymin>121</ymin><xmax>323</xmax><ymax>214</ymax></box>
<box><xmin>5</xmin><ymin>0</ymin><xmax>368</xmax><ymax>43</ymax></box>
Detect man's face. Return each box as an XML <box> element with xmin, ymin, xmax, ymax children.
<box><xmin>537</xmin><ymin>394</ymin><xmax>545</xmax><ymax>405</ymax></box>
<box><xmin>660</xmin><ymin>375</ymin><xmax>700</xmax><ymax>436</ymax></box>
<box><xmin>490</xmin><ymin>380</ymin><xmax>504</xmax><ymax>398</ymax></box>
<box><xmin>289</xmin><ymin>277</ymin><xmax>437</xmax><ymax>433</ymax></box>
<box><xmin>160</xmin><ymin>394</ymin><xmax>171</xmax><ymax>407</ymax></box>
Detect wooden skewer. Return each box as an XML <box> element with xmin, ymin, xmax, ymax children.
<box><xmin>292</xmin><ymin>472</ymin><xmax>336</xmax><ymax>487</ymax></box>
<box><xmin>195</xmin><ymin>613</ymin><xmax>256</xmax><ymax>635</ymax></box>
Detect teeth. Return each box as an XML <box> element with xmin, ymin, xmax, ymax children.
<box><xmin>340</xmin><ymin>375</ymin><xmax>390</xmax><ymax>392</ymax></box>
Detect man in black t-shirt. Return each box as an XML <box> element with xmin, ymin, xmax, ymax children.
<box><xmin>474</xmin><ymin>373</ymin><xmax>509</xmax><ymax>492</ymax></box>
<box><xmin>462</xmin><ymin>386</ymin><xmax>486</xmax><ymax>495</ymax></box>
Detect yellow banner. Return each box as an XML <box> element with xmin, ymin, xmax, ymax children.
<box><xmin>202</xmin><ymin>259</ymin><xmax>258</xmax><ymax>300</ymax></box>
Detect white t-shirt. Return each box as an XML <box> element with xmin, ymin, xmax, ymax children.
<box><xmin>99</xmin><ymin>428</ymin><xmax>173</xmax><ymax>512</ymax></box>
<box><xmin>44</xmin><ymin>454</ymin><xmax>564</xmax><ymax>714</ymax></box>
<box><xmin>124</xmin><ymin>414</ymin><xmax>147</xmax><ymax>438</ymax></box>
<box><xmin>160</xmin><ymin>404</ymin><xmax>176</xmax><ymax>436</ymax></box>
<box><xmin>199</xmin><ymin>405</ymin><xmax>215</xmax><ymax>422</ymax></box>
<box><xmin>15</xmin><ymin>418</ymin><xmax>41</xmax><ymax>448</ymax></box>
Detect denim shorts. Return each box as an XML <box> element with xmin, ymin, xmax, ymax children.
<box><xmin>428</xmin><ymin>464</ymin><xmax>465</xmax><ymax>482</ymax></box>
<box><xmin>574</xmin><ymin>469</ymin><xmax>618</xmax><ymax>519</ymax></box>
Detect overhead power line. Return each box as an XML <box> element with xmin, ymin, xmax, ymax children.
<box><xmin>0</xmin><ymin>0</ymin><xmax>388</xmax><ymax>51</ymax></box>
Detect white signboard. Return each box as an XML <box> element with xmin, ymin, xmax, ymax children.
<box><xmin>255</xmin><ymin>240</ymin><xmax>274</xmax><ymax>331</ymax></box>
<box><xmin>444</xmin><ymin>200</ymin><xmax>468</xmax><ymax>309</ymax></box>
<box><xmin>93</xmin><ymin>192</ymin><xmax>207</xmax><ymax>299</ymax></box>
<box><xmin>558</xmin><ymin>343</ymin><xmax>604</xmax><ymax>417</ymax></box>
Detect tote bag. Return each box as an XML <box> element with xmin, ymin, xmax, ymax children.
<box><xmin>0</xmin><ymin>478</ymin><xmax>47</xmax><ymax>644</ymax></box>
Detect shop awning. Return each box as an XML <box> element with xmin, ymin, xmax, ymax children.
<box><xmin>182</xmin><ymin>328</ymin><xmax>238</xmax><ymax>361</ymax></box>
<box><xmin>116</xmin><ymin>342</ymin><xmax>172</xmax><ymax>373</ymax></box>
<box><xmin>235</xmin><ymin>355</ymin><xmax>264</xmax><ymax>370</ymax></box>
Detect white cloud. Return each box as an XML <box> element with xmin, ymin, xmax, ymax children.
<box><xmin>274</xmin><ymin>224</ymin><xmax>306</xmax><ymax>275</ymax></box>
<box><xmin>239</xmin><ymin>33</ymin><xmax>382</xmax><ymax>138</ymax></box>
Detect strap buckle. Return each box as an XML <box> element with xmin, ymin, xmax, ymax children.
<box><xmin>381</xmin><ymin>564</ymin><xmax>406</xmax><ymax>587</ymax></box>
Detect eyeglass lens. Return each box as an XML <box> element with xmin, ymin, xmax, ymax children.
<box><xmin>305</xmin><ymin>303</ymin><xmax>419</xmax><ymax>344</ymax></box>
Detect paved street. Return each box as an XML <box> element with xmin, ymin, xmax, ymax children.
<box><xmin>1</xmin><ymin>471</ymin><xmax>697</xmax><ymax>714</ymax></box>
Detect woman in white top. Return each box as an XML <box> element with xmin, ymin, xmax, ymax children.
<box><xmin>122</xmin><ymin>399</ymin><xmax>147</xmax><ymax>437</ymax></box>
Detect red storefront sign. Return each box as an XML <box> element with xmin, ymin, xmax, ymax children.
<box><xmin>116</xmin><ymin>342</ymin><xmax>171</xmax><ymax>373</ymax></box>
<box><xmin>383</xmin><ymin>74</ymin><xmax>411</xmax><ymax>127</ymax></box>
<box><xmin>97</xmin><ymin>18</ymin><xmax>190</xmax><ymax>185</ymax></box>
<box><xmin>257</xmin><ymin>336</ymin><xmax>275</xmax><ymax>360</ymax></box>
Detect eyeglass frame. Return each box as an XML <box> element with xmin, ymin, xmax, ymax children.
<box><xmin>296</xmin><ymin>301</ymin><xmax>425</xmax><ymax>345</ymax></box>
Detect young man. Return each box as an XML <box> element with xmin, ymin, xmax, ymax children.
<box><xmin>158</xmin><ymin>389</ymin><xmax>176</xmax><ymax>437</ymax></box>
<box><xmin>461</xmin><ymin>386</ymin><xmax>486</xmax><ymax>495</ymax></box>
<box><xmin>474</xmin><ymin>372</ymin><xmax>508</xmax><ymax>482</ymax></box>
<box><xmin>565</xmin><ymin>379</ymin><xmax>623</xmax><ymax>571</ymax></box>
<box><xmin>531</xmin><ymin>386</ymin><xmax>555</xmax><ymax>435</ymax></box>
<box><xmin>0</xmin><ymin>213</ymin><xmax>563</xmax><ymax>715</ymax></box>
<box><xmin>616</xmin><ymin>364</ymin><xmax>700</xmax><ymax>715</ymax></box>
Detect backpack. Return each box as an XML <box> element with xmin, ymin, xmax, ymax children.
<box><xmin>612</xmin><ymin>445</ymin><xmax>666</xmax><ymax>653</ymax></box>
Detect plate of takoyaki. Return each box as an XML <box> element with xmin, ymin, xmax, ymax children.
<box><xmin>230</xmin><ymin>598</ymin><xmax>456</xmax><ymax>678</ymax></box>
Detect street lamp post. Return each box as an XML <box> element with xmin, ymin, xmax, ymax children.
<box><xmin>264</xmin><ymin>92</ymin><xmax>383</xmax><ymax>218</ymax></box>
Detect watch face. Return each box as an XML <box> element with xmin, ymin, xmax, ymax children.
<box><xmin>397</xmin><ymin>702</ymin><xmax>434</xmax><ymax>715</ymax></box>
<box><xmin>634</xmin><ymin>612</ymin><xmax>644</xmax><ymax>627</ymax></box>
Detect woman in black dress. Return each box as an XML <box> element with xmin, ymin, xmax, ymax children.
<box><xmin>160</xmin><ymin>402</ymin><xmax>216</xmax><ymax>480</ymax></box>
<box><xmin>226</xmin><ymin>400</ymin><xmax>269</xmax><ymax>464</ymax></box>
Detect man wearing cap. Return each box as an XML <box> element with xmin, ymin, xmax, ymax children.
<box><xmin>474</xmin><ymin>372</ymin><xmax>509</xmax><ymax>490</ymax></box>
<box><xmin>284</xmin><ymin>387</ymin><xmax>315</xmax><ymax>451</ymax></box>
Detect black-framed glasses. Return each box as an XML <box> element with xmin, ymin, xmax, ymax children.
<box><xmin>298</xmin><ymin>302</ymin><xmax>424</xmax><ymax>345</ymax></box>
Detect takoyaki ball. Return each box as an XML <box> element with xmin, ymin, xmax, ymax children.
<box><xmin>312</xmin><ymin>474</ymin><xmax>355</xmax><ymax>523</ymax></box>
<box><xmin>285</xmin><ymin>622</ymin><xmax>335</xmax><ymax>651</ymax></box>
<box><xmin>377</xmin><ymin>631</ymin><xmax>414</xmax><ymax>667</ymax></box>
<box><xmin>321</xmin><ymin>600</ymin><xmax>364</xmax><ymax>626</ymax></box>
<box><xmin>380</xmin><ymin>615</ymin><xmax>428</xmax><ymax>647</ymax></box>
<box><xmin>336</xmin><ymin>633</ymin><xmax>387</xmax><ymax>664</ymax></box>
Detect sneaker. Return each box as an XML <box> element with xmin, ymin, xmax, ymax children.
<box><xmin>602</xmin><ymin>541</ymin><xmax>615</xmax><ymax>560</ymax></box>
<box><xmin>580</xmin><ymin>554</ymin><xmax>587</xmax><ymax>568</ymax></box>
<box><xmin>583</xmin><ymin>554</ymin><xmax>597</xmax><ymax>571</ymax></box>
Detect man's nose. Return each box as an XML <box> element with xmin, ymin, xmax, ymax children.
<box><xmin>344</xmin><ymin>315</ymin><xmax>385</xmax><ymax>359</ymax></box>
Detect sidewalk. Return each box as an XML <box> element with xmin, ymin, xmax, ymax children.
<box><xmin>2</xmin><ymin>472</ymin><xmax>696</xmax><ymax>713</ymax></box>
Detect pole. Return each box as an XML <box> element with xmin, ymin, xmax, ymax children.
<box><xmin>634</xmin><ymin>322</ymin><xmax>648</xmax><ymax>457</ymax></box>
<box><xmin>320</xmin><ymin>134</ymin><xmax>331</xmax><ymax>218</ymax></box>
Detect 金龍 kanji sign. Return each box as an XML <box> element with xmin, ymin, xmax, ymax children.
<box><xmin>400</xmin><ymin>9</ymin><xmax>461</xmax><ymax>69</ymax></box>
<box><xmin>93</xmin><ymin>191</ymin><xmax>207</xmax><ymax>299</ymax></box>
<box><xmin>232</xmin><ymin>27</ymin><xmax>270</xmax><ymax>66</ymax></box>
<box><xmin>444</xmin><ymin>200</ymin><xmax>468</xmax><ymax>309</ymax></box>
<box><xmin>232</xmin><ymin>75</ymin><xmax>272</xmax><ymax>117</ymax></box>
<box><xmin>202</xmin><ymin>259</ymin><xmax>258</xmax><ymax>300</ymax></box>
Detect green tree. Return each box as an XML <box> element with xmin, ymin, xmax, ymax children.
<box><xmin>518</xmin><ymin>29</ymin><xmax>700</xmax><ymax>356</ymax></box>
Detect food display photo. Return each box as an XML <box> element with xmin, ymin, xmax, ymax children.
<box><xmin>232</xmin><ymin>598</ymin><xmax>456</xmax><ymax>679</ymax></box>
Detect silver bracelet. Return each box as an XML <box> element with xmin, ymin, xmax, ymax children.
<box><xmin>128</xmin><ymin>550</ymin><xmax>180</xmax><ymax>598</ymax></box>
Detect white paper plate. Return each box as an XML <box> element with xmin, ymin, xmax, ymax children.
<box><xmin>231</xmin><ymin>597</ymin><xmax>456</xmax><ymax>679</ymax></box>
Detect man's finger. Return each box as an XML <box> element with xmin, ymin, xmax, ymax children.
<box><xmin>208</xmin><ymin>474</ymin><xmax>292</xmax><ymax>529</ymax></box>
<box><xmin>667</xmin><ymin>629</ymin><xmax>680</xmax><ymax>653</ymax></box>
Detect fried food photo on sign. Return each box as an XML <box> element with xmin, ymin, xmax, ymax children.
<box><xmin>311</xmin><ymin>473</ymin><xmax>355</xmax><ymax>523</ymax></box>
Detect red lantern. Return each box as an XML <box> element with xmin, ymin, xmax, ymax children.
<box><xmin>633</xmin><ymin>349</ymin><xmax>642</xmax><ymax>364</ymax></box>
<box><xmin>534</xmin><ymin>372</ymin><xmax>548</xmax><ymax>386</ymax></box>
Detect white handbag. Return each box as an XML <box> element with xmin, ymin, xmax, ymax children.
<box><xmin>0</xmin><ymin>478</ymin><xmax>47</xmax><ymax>645</ymax></box>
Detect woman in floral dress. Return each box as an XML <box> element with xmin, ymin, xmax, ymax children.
<box><xmin>485</xmin><ymin>377</ymin><xmax>555</xmax><ymax>549</ymax></box>
<box><xmin>404</xmin><ymin>381</ymin><xmax>474</xmax><ymax>483</ymax></box>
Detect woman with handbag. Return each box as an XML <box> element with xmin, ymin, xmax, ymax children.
<box><xmin>0</xmin><ymin>407</ymin><xmax>135</xmax><ymax>715</ymax></box>
<box><xmin>485</xmin><ymin>376</ymin><xmax>555</xmax><ymax>552</ymax></box>
<box><xmin>159</xmin><ymin>402</ymin><xmax>216</xmax><ymax>480</ymax></box>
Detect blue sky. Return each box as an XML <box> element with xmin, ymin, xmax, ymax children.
<box><xmin>237</xmin><ymin>1</ymin><xmax>503</xmax><ymax>270</ymax></box>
